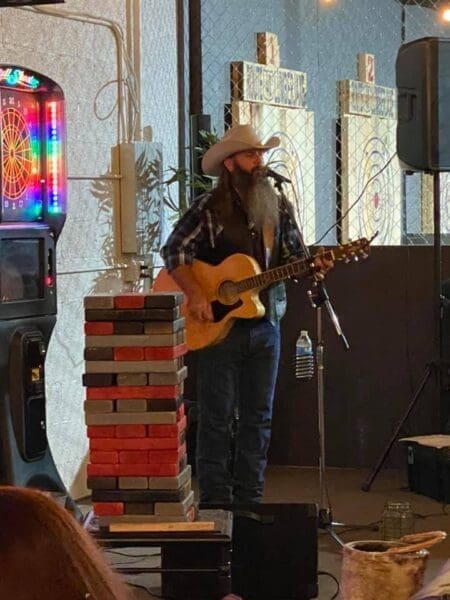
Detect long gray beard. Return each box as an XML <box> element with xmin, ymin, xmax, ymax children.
<box><xmin>231</xmin><ymin>169</ymin><xmax>280</xmax><ymax>231</ymax></box>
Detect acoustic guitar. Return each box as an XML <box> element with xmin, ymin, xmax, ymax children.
<box><xmin>153</xmin><ymin>238</ymin><xmax>371</xmax><ymax>351</ymax></box>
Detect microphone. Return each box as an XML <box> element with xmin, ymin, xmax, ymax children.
<box><xmin>265</xmin><ymin>167</ymin><xmax>292</xmax><ymax>185</ymax></box>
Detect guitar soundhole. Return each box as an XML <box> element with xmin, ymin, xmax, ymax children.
<box><xmin>211</xmin><ymin>299</ymin><xmax>242</xmax><ymax>323</ymax></box>
<box><xmin>217</xmin><ymin>280</ymin><xmax>239</xmax><ymax>305</ymax></box>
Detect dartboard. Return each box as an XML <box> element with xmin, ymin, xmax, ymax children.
<box><xmin>341</xmin><ymin>115</ymin><xmax>402</xmax><ymax>245</ymax></box>
<box><xmin>1</xmin><ymin>106</ymin><xmax>32</xmax><ymax>201</ymax></box>
<box><xmin>356</xmin><ymin>135</ymin><xmax>396</xmax><ymax>243</ymax></box>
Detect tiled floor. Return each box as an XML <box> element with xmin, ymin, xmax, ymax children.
<box><xmin>96</xmin><ymin>465</ymin><xmax>450</xmax><ymax>599</ymax></box>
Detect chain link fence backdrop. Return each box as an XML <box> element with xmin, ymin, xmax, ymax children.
<box><xmin>186</xmin><ymin>0</ymin><xmax>450</xmax><ymax>246</ymax></box>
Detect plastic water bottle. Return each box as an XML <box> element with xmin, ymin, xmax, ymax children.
<box><xmin>295</xmin><ymin>330</ymin><xmax>314</xmax><ymax>380</ymax></box>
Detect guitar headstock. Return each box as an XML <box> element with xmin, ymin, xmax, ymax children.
<box><xmin>333</xmin><ymin>237</ymin><xmax>372</xmax><ymax>263</ymax></box>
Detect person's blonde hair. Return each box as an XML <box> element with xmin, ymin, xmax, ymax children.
<box><xmin>0</xmin><ymin>486</ymin><xmax>131</xmax><ymax>600</ymax></box>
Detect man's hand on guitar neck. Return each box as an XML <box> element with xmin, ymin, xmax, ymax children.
<box><xmin>168</xmin><ymin>264</ymin><xmax>214</xmax><ymax>322</ymax></box>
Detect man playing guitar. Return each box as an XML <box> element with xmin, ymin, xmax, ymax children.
<box><xmin>160</xmin><ymin>124</ymin><xmax>333</xmax><ymax>504</ymax></box>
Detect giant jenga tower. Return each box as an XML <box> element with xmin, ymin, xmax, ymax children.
<box><xmin>83</xmin><ymin>292</ymin><xmax>196</xmax><ymax>532</ymax></box>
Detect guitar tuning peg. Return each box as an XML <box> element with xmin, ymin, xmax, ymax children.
<box><xmin>352</xmin><ymin>255</ymin><xmax>359</xmax><ymax>262</ymax></box>
<box><xmin>344</xmin><ymin>256</ymin><xmax>351</xmax><ymax>264</ymax></box>
<box><xmin>361</xmin><ymin>251</ymin><xmax>368</xmax><ymax>260</ymax></box>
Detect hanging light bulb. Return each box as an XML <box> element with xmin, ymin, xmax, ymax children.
<box><xmin>439</xmin><ymin>4</ymin><xmax>450</xmax><ymax>23</ymax></box>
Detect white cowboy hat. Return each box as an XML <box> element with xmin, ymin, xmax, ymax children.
<box><xmin>201</xmin><ymin>124</ymin><xmax>280</xmax><ymax>176</ymax></box>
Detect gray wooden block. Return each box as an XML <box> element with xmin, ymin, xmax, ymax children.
<box><xmin>84</xmin><ymin>295</ymin><xmax>115</xmax><ymax>309</ymax></box>
<box><xmin>147</xmin><ymin>465</ymin><xmax>191</xmax><ymax>490</ymax></box>
<box><xmin>86</xmin><ymin>359</ymin><xmax>183</xmax><ymax>373</ymax></box>
<box><xmin>144</xmin><ymin>317</ymin><xmax>185</xmax><ymax>334</ymax></box>
<box><xmin>146</xmin><ymin>397</ymin><xmax>182</xmax><ymax>412</ymax></box>
<box><xmin>117</xmin><ymin>373</ymin><xmax>147</xmax><ymax>386</ymax></box>
<box><xmin>98</xmin><ymin>512</ymin><xmax>192</xmax><ymax>526</ymax></box>
<box><xmin>114</xmin><ymin>322</ymin><xmax>144</xmax><ymax>334</ymax></box>
<box><xmin>85</xmin><ymin>332</ymin><xmax>184</xmax><ymax>348</ymax></box>
<box><xmin>92</xmin><ymin>480</ymin><xmax>191</xmax><ymax>503</ymax></box>
<box><xmin>84</xmin><ymin>347</ymin><xmax>114</xmax><ymax>361</ymax></box>
<box><xmin>124</xmin><ymin>503</ymin><xmax>156</xmax><ymax>515</ymax></box>
<box><xmin>85</xmin><ymin>412</ymin><xmax>177</xmax><ymax>426</ymax></box>
<box><xmin>154</xmin><ymin>490</ymin><xmax>195</xmax><ymax>516</ymax></box>
<box><xmin>144</xmin><ymin>292</ymin><xmax>184</xmax><ymax>308</ymax></box>
<box><xmin>177</xmin><ymin>479</ymin><xmax>192</xmax><ymax>499</ymax></box>
<box><xmin>82</xmin><ymin>373</ymin><xmax>116</xmax><ymax>386</ymax></box>
<box><xmin>84</xmin><ymin>400</ymin><xmax>115</xmax><ymax>414</ymax></box>
<box><xmin>86</xmin><ymin>476</ymin><xmax>117</xmax><ymax>490</ymax></box>
<box><xmin>118</xmin><ymin>477</ymin><xmax>149</xmax><ymax>490</ymax></box>
<box><xmin>147</xmin><ymin>366</ymin><xmax>188</xmax><ymax>385</ymax></box>
<box><xmin>85</xmin><ymin>307</ymin><xmax>181</xmax><ymax>322</ymax></box>
<box><xmin>116</xmin><ymin>399</ymin><xmax>148</xmax><ymax>413</ymax></box>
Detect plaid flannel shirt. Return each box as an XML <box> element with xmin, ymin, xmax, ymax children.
<box><xmin>161</xmin><ymin>192</ymin><xmax>305</xmax><ymax>271</ymax></box>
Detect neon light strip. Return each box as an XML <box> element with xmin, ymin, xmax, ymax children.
<box><xmin>28</xmin><ymin>101</ymin><xmax>43</xmax><ymax>219</ymax></box>
<box><xmin>46</xmin><ymin>100</ymin><xmax>63</xmax><ymax>214</ymax></box>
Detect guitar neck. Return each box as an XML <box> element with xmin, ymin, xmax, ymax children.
<box><xmin>236</xmin><ymin>250</ymin><xmax>334</xmax><ymax>293</ymax></box>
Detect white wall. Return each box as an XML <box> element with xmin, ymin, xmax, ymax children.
<box><xmin>0</xmin><ymin>0</ymin><xmax>178</xmax><ymax>498</ymax></box>
<box><xmin>140</xmin><ymin>0</ymin><xmax>179</xmax><ymax>246</ymax></box>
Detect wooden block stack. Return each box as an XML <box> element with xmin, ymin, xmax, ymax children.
<box><xmin>83</xmin><ymin>292</ymin><xmax>194</xmax><ymax>531</ymax></box>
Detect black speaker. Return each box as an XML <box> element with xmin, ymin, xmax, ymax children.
<box><xmin>201</xmin><ymin>503</ymin><xmax>318</xmax><ymax>600</ymax></box>
<box><xmin>397</xmin><ymin>37</ymin><xmax>450</xmax><ymax>172</ymax></box>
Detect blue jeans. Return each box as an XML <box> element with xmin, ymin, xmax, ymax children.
<box><xmin>196</xmin><ymin>318</ymin><xmax>281</xmax><ymax>503</ymax></box>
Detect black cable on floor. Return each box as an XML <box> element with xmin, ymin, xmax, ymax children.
<box><xmin>318</xmin><ymin>570</ymin><xmax>340</xmax><ymax>600</ymax></box>
<box><xmin>105</xmin><ymin>549</ymin><xmax>161</xmax><ymax>559</ymax></box>
<box><xmin>318</xmin><ymin>519</ymin><xmax>381</xmax><ymax>537</ymax></box>
<box><xmin>126</xmin><ymin>582</ymin><xmax>163</xmax><ymax>598</ymax></box>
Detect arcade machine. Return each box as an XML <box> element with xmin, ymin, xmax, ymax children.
<box><xmin>0</xmin><ymin>65</ymin><xmax>75</xmax><ymax>510</ymax></box>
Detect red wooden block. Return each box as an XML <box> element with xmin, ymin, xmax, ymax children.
<box><xmin>146</xmin><ymin>450</ymin><xmax>175</xmax><ymax>464</ymax></box>
<box><xmin>87</xmin><ymin>425</ymin><xmax>116</xmax><ymax>438</ymax></box>
<box><xmin>118</xmin><ymin>463</ymin><xmax>179</xmax><ymax>477</ymax></box>
<box><xmin>148</xmin><ymin>436</ymin><xmax>184</xmax><ymax>450</ymax></box>
<box><xmin>93</xmin><ymin>502</ymin><xmax>124</xmax><ymax>516</ymax></box>
<box><xmin>148</xmin><ymin>415</ymin><xmax>187</xmax><ymax>438</ymax></box>
<box><xmin>115</xmin><ymin>425</ymin><xmax>147</xmax><ymax>438</ymax></box>
<box><xmin>90</xmin><ymin>450</ymin><xmax>119</xmax><ymax>464</ymax></box>
<box><xmin>113</xmin><ymin>347</ymin><xmax>145</xmax><ymax>361</ymax></box>
<box><xmin>84</xmin><ymin>322</ymin><xmax>114</xmax><ymax>335</ymax></box>
<box><xmin>87</xmin><ymin>464</ymin><xmax>119</xmax><ymax>477</ymax></box>
<box><xmin>144</xmin><ymin>343</ymin><xmax>187</xmax><ymax>360</ymax></box>
<box><xmin>147</xmin><ymin>443</ymin><xmax>186</xmax><ymax>464</ymax></box>
<box><xmin>87</xmin><ymin>385</ymin><xmax>181</xmax><ymax>400</ymax></box>
<box><xmin>119</xmin><ymin>450</ymin><xmax>148</xmax><ymax>464</ymax></box>
<box><xmin>114</xmin><ymin>294</ymin><xmax>145</xmax><ymax>309</ymax></box>
<box><xmin>90</xmin><ymin>437</ymin><xmax>181</xmax><ymax>451</ymax></box>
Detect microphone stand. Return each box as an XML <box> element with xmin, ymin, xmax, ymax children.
<box><xmin>272</xmin><ymin>175</ymin><xmax>359</xmax><ymax>547</ymax></box>
<box><xmin>307</xmin><ymin>279</ymin><xmax>349</xmax><ymax>543</ymax></box>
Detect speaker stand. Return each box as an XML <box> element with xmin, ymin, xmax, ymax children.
<box><xmin>362</xmin><ymin>170</ymin><xmax>445</xmax><ymax>492</ymax></box>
